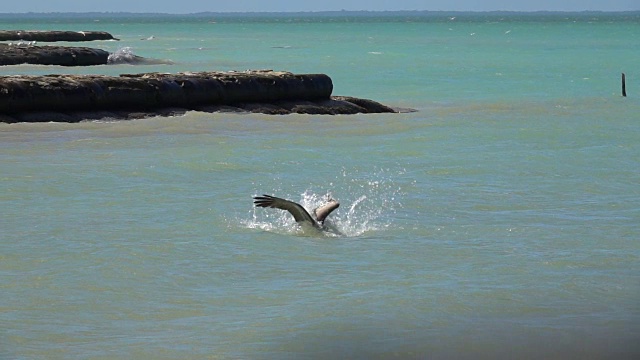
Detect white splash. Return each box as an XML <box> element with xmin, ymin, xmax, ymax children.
<box><xmin>107</xmin><ymin>47</ymin><xmax>174</xmax><ymax>65</ymax></box>
<box><xmin>107</xmin><ymin>47</ymin><xmax>138</xmax><ymax>64</ymax></box>
<box><xmin>244</xmin><ymin>167</ymin><xmax>405</xmax><ymax>237</ymax></box>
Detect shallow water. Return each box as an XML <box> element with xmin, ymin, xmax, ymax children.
<box><xmin>1</xmin><ymin>13</ymin><xmax>640</xmax><ymax>359</ymax></box>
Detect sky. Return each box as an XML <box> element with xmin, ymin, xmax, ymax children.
<box><xmin>2</xmin><ymin>0</ymin><xmax>638</xmax><ymax>13</ymax></box>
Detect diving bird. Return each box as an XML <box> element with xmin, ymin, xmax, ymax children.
<box><xmin>253</xmin><ymin>194</ymin><xmax>339</xmax><ymax>229</ymax></box>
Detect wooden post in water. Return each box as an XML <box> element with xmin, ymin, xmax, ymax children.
<box><xmin>622</xmin><ymin>73</ymin><xmax>627</xmax><ymax>97</ymax></box>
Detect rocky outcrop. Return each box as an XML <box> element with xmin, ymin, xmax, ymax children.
<box><xmin>0</xmin><ymin>30</ymin><xmax>118</xmax><ymax>42</ymax></box>
<box><xmin>0</xmin><ymin>44</ymin><xmax>171</xmax><ymax>66</ymax></box>
<box><xmin>0</xmin><ymin>70</ymin><xmax>398</xmax><ymax>122</ymax></box>
<box><xmin>0</xmin><ymin>44</ymin><xmax>110</xmax><ymax>66</ymax></box>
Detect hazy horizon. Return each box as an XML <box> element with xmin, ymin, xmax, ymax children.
<box><xmin>1</xmin><ymin>9</ymin><xmax>639</xmax><ymax>15</ymax></box>
<box><xmin>0</xmin><ymin>0</ymin><xmax>637</xmax><ymax>14</ymax></box>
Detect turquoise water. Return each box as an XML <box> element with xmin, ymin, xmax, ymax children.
<box><xmin>1</xmin><ymin>13</ymin><xmax>639</xmax><ymax>359</ymax></box>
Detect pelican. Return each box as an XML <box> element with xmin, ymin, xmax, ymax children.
<box><xmin>253</xmin><ymin>194</ymin><xmax>339</xmax><ymax>230</ymax></box>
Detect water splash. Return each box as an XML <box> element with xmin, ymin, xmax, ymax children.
<box><xmin>244</xmin><ymin>167</ymin><xmax>405</xmax><ymax>237</ymax></box>
<box><xmin>107</xmin><ymin>47</ymin><xmax>174</xmax><ymax>65</ymax></box>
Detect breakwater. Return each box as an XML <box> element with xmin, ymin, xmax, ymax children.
<box><xmin>0</xmin><ymin>44</ymin><xmax>172</xmax><ymax>66</ymax></box>
<box><xmin>0</xmin><ymin>44</ymin><xmax>110</xmax><ymax>66</ymax></box>
<box><xmin>0</xmin><ymin>70</ymin><xmax>397</xmax><ymax>122</ymax></box>
<box><xmin>0</xmin><ymin>30</ymin><xmax>118</xmax><ymax>42</ymax></box>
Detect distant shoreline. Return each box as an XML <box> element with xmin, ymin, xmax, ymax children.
<box><xmin>0</xmin><ymin>10</ymin><xmax>638</xmax><ymax>18</ymax></box>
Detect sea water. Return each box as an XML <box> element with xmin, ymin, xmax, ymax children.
<box><xmin>1</xmin><ymin>13</ymin><xmax>639</xmax><ymax>359</ymax></box>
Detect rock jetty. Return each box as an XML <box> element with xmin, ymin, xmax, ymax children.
<box><xmin>0</xmin><ymin>30</ymin><xmax>118</xmax><ymax>42</ymax></box>
<box><xmin>0</xmin><ymin>44</ymin><xmax>110</xmax><ymax>66</ymax></box>
<box><xmin>0</xmin><ymin>70</ymin><xmax>398</xmax><ymax>122</ymax></box>
<box><xmin>0</xmin><ymin>44</ymin><xmax>171</xmax><ymax>66</ymax></box>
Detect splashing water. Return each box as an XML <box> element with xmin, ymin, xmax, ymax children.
<box><xmin>107</xmin><ymin>47</ymin><xmax>138</xmax><ymax>64</ymax></box>
<box><xmin>243</xmin><ymin>167</ymin><xmax>405</xmax><ymax>237</ymax></box>
<box><xmin>107</xmin><ymin>47</ymin><xmax>174</xmax><ymax>65</ymax></box>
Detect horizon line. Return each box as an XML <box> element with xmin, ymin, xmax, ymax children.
<box><xmin>1</xmin><ymin>9</ymin><xmax>639</xmax><ymax>15</ymax></box>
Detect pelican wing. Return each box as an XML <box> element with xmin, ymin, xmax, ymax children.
<box><xmin>313</xmin><ymin>199</ymin><xmax>340</xmax><ymax>223</ymax></box>
<box><xmin>253</xmin><ymin>195</ymin><xmax>318</xmax><ymax>227</ymax></box>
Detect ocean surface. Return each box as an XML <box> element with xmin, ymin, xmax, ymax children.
<box><xmin>1</xmin><ymin>12</ymin><xmax>639</xmax><ymax>359</ymax></box>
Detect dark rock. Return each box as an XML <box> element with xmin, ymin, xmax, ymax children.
<box><xmin>112</xmin><ymin>110</ymin><xmax>156</xmax><ymax>120</ymax></box>
<box><xmin>155</xmin><ymin>107</ymin><xmax>190</xmax><ymax>117</ymax></box>
<box><xmin>332</xmin><ymin>96</ymin><xmax>397</xmax><ymax>113</ymax></box>
<box><xmin>237</xmin><ymin>103</ymin><xmax>290</xmax><ymax>115</ymax></box>
<box><xmin>0</xmin><ymin>30</ymin><xmax>118</xmax><ymax>42</ymax></box>
<box><xmin>0</xmin><ymin>44</ymin><xmax>168</xmax><ymax>67</ymax></box>
<box><xmin>0</xmin><ymin>70</ymin><xmax>403</xmax><ymax>122</ymax></box>
<box><xmin>192</xmin><ymin>105</ymin><xmax>248</xmax><ymax>114</ymax></box>
<box><xmin>0</xmin><ymin>71</ymin><xmax>333</xmax><ymax>114</ymax></box>
<box><xmin>318</xmin><ymin>99</ymin><xmax>367</xmax><ymax>114</ymax></box>
<box><xmin>276</xmin><ymin>100</ymin><xmax>334</xmax><ymax>115</ymax></box>
<box><xmin>0</xmin><ymin>114</ymin><xmax>19</xmax><ymax>123</ymax></box>
<box><xmin>0</xmin><ymin>44</ymin><xmax>109</xmax><ymax>66</ymax></box>
<box><xmin>14</xmin><ymin>111</ymin><xmax>79</xmax><ymax>123</ymax></box>
<box><xmin>67</xmin><ymin>111</ymin><xmax>123</xmax><ymax>121</ymax></box>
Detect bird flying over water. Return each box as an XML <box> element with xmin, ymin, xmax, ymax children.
<box><xmin>253</xmin><ymin>194</ymin><xmax>339</xmax><ymax>229</ymax></box>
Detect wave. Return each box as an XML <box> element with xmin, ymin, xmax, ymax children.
<box><xmin>107</xmin><ymin>47</ymin><xmax>174</xmax><ymax>65</ymax></box>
